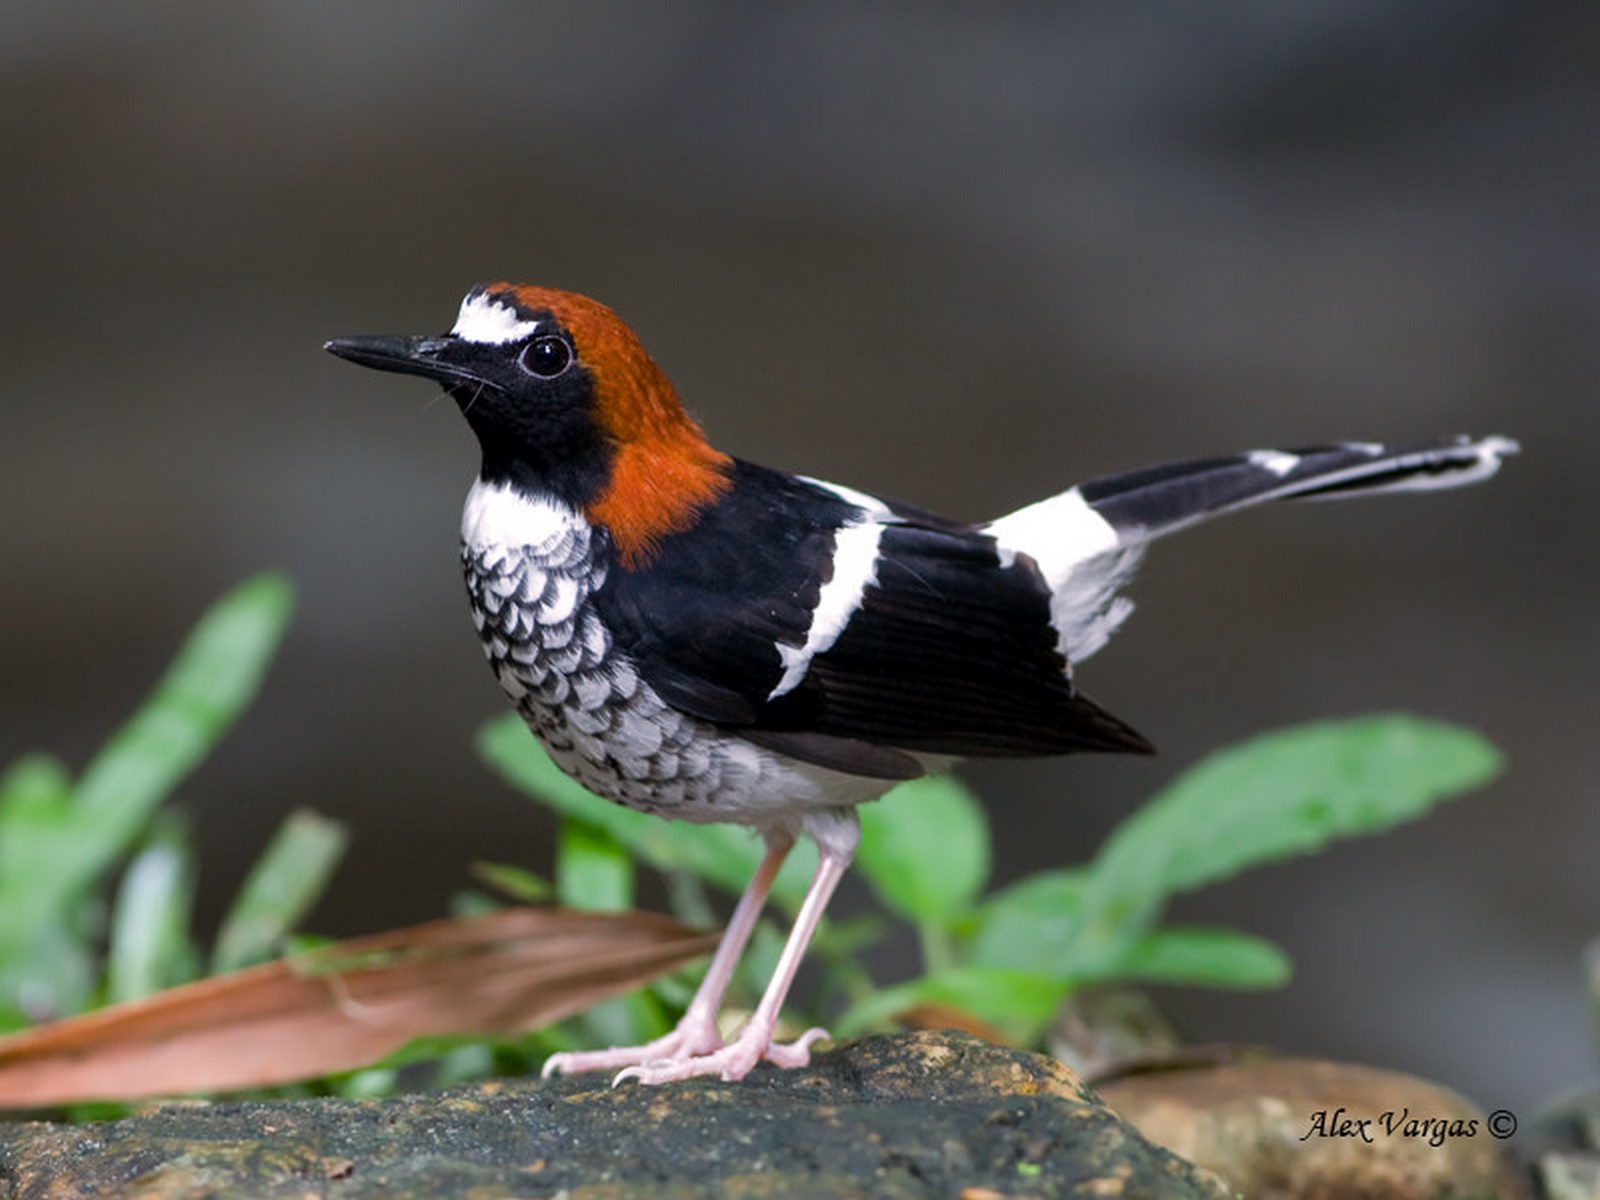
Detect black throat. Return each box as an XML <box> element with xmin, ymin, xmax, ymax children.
<box><xmin>448</xmin><ymin>376</ymin><xmax>616</xmax><ymax>511</ymax></box>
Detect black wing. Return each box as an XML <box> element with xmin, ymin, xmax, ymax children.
<box><xmin>592</xmin><ymin>460</ymin><xmax>1152</xmax><ymax>778</ymax></box>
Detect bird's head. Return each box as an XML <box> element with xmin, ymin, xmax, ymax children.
<box><xmin>327</xmin><ymin>283</ymin><xmax>731</xmax><ymax>565</ymax></box>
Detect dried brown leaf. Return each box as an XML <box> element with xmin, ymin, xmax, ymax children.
<box><xmin>0</xmin><ymin>907</ymin><xmax>716</xmax><ymax>1106</ymax></box>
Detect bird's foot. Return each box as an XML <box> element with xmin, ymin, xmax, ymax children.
<box><xmin>540</xmin><ymin>1011</ymin><xmax>723</xmax><ymax>1078</ymax></box>
<box><xmin>614</xmin><ymin>1022</ymin><xmax>831</xmax><ymax>1084</ymax></box>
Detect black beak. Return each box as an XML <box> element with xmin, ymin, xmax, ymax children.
<box><xmin>324</xmin><ymin>334</ymin><xmax>480</xmax><ymax>387</ymax></box>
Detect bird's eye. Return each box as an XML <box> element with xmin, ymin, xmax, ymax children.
<box><xmin>519</xmin><ymin>335</ymin><xmax>573</xmax><ymax>378</ymax></box>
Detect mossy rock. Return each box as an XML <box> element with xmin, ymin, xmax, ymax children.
<box><xmin>0</xmin><ymin>1030</ymin><xmax>1225</xmax><ymax>1199</ymax></box>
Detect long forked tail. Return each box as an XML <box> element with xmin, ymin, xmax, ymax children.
<box><xmin>986</xmin><ymin>435</ymin><xmax>1519</xmax><ymax>664</ymax></box>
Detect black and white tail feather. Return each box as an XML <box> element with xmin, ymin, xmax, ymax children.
<box><xmin>988</xmin><ymin>434</ymin><xmax>1518</xmax><ymax>665</ymax></box>
<box><xmin>586</xmin><ymin>433</ymin><xmax>1516</xmax><ymax>779</ymax></box>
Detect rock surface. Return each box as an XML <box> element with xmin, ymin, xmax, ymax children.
<box><xmin>0</xmin><ymin>1031</ymin><xmax>1226</xmax><ymax>1199</ymax></box>
<box><xmin>1097</xmin><ymin>1053</ymin><xmax>1526</xmax><ymax>1200</ymax></box>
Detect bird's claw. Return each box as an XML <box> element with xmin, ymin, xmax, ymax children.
<box><xmin>612</xmin><ymin>1025</ymin><xmax>831</xmax><ymax>1085</ymax></box>
<box><xmin>540</xmin><ymin>1014</ymin><xmax>724</xmax><ymax>1079</ymax></box>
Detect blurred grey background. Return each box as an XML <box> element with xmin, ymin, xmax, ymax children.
<box><xmin>3</xmin><ymin>3</ymin><xmax>1594</xmax><ymax>1114</ymax></box>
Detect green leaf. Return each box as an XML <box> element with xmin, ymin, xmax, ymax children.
<box><xmin>1102</xmin><ymin>926</ymin><xmax>1292</xmax><ymax>990</ymax></box>
<box><xmin>738</xmin><ymin>921</ymin><xmax>787</xmax><ymax>1005</ymax></box>
<box><xmin>107</xmin><ymin>813</ymin><xmax>198</xmax><ymax>1003</ymax></box>
<box><xmin>857</xmin><ymin>774</ymin><xmax>990</xmax><ymax>924</ymax></box>
<box><xmin>0</xmin><ymin>753</ymin><xmax>72</xmax><ymax>827</ymax></box>
<box><xmin>0</xmin><ymin>755</ymin><xmax>78</xmax><ymax>930</ymax></box>
<box><xmin>448</xmin><ymin>890</ymin><xmax>504</xmax><ymax>919</ymax></box>
<box><xmin>1085</xmin><ymin>715</ymin><xmax>1502</xmax><ymax>929</ymax></box>
<box><xmin>576</xmin><ymin>990</ymin><xmax>669</xmax><ymax>1050</ymax></box>
<box><xmin>966</xmin><ymin>868</ymin><xmax>1091</xmax><ymax>973</ymax></box>
<box><xmin>477</xmin><ymin>715</ymin><xmax>814</xmax><ymax>906</ymax></box>
<box><xmin>0</xmin><ymin>578</ymin><xmax>294</xmax><ymax>1022</ymax></box>
<box><xmin>471</xmin><ymin>861</ymin><xmax>554</xmax><ymax>904</ymax></box>
<box><xmin>334</xmin><ymin>1067</ymin><xmax>401</xmax><ymax>1099</ymax></box>
<box><xmin>836</xmin><ymin>965</ymin><xmax>1070</xmax><ymax>1046</ymax></box>
<box><xmin>811</xmin><ymin>912</ymin><xmax>891</xmax><ymax>962</ymax></box>
<box><xmin>0</xmin><ymin>918</ymin><xmax>97</xmax><ymax>1028</ymax></box>
<box><xmin>211</xmin><ymin>808</ymin><xmax>347</xmax><ymax>973</ymax></box>
<box><xmin>555</xmin><ymin>820</ymin><xmax>634</xmax><ymax>912</ymax></box>
<box><xmin>427</xmin><ymin>1042</ymin><xmax>498</xmax><ymax>1089</ymax></box>
<box><xmin>66</xmin><ymin>574</ymin><xmax>296</xmax><ymax>921</ymax></box>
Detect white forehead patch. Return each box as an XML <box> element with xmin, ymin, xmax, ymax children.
<box><xmin>1247</xmin><ymin>449</ymin><xmax>1301</xmax><ymax>477</ymax></box>
<box><xmin>451</xmin><ymin>291</ymin><xmax>542</xmax><ymax>345</ymax></box>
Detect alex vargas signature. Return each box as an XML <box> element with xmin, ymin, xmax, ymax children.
<box><xmin>1301</xmin><ymin>1106</ymin><xmax>1482</xmax><ymax>1147</ymax></box>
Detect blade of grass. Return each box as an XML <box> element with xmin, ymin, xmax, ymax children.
<box><xmin>107</xmin><ymin>813</ymin><xmax>197</xmax><ymax>1004</ymax></box>
<box><xmin>47</xmin><ymin>575</ymin><xmax>295</xmax><ymax>937</ymax></box>
<box><xmin>0</xmin><ymin>755</ymin><xmax>75</xmax><ymax>884</ymax></box>
<box><xmin>0</xmin><ymin>756</ymin><xmax>80</xmax><ymax>976</ymax></box>
<box><xmin>211</xmin><ymin>808</ymin><xmax>347</xmax><ymax>974</ymax></box>
<box><xmin>470</xmin><ymin>861</ymin><xmax>554</xmax><ymax>904</ymax></box>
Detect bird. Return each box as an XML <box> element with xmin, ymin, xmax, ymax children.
<box><xmin>325</xmin><ymin>282</ymin><xmax>1516</xmax><ymax>1085</ymax></box>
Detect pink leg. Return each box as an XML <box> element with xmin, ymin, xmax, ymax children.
<box><xmin>540</xmin><ymin>834</ymin><xmax>796</xmax><ymax>1078</ymax></box>
<box><xmin>615</xmin><ymin>839</ymin><xmax>851</xmax><ymax>1084</ymax></box>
